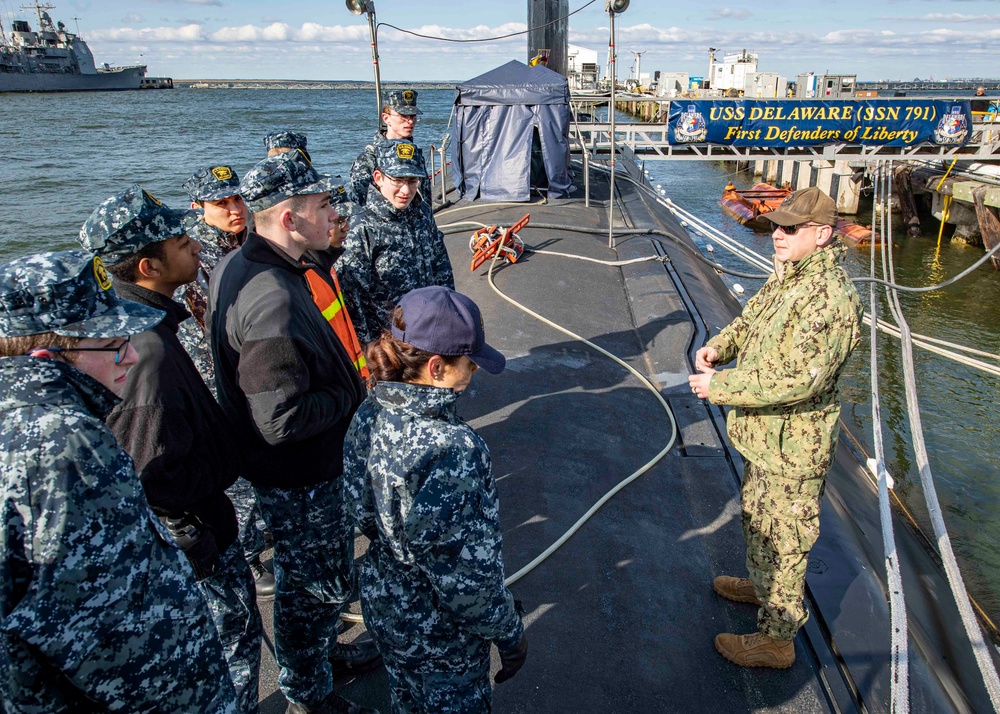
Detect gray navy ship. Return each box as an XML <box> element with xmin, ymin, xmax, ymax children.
<box><xmin>0</xmin><ymin>2</ymin><xmax>145</xmax><ymax>92</ymax></box>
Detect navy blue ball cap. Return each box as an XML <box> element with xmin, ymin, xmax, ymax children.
<box><xmin>385</xmin><ymin>88</ymin><xmax>422</xmax><ymax>116</ymax></box>
<box><xmin>0</xmin><ymin>250</ymin><xmax>164</xmax><ymax>338</ymax></box>
<box><xmin>78</xmin><ymin>184</ymin><xmax>192</xmax><ymax>266</ymax></box>
<box><xmin>375</xmin><ymin>139</ymin><xmax>426</xmax><ymax>179</ymax></box>
<box><xmin>183</xmin><ymin>164</ymin><xmax>242</xmax><ymax>202</ymax></box>
<box><xmin>392</xmin><ymin>286</ymin><xmax>505</xmax><ymax>374</ymax></box>
<box><xmin>240</xmin><ymin>149</ymin><xmax>335</xmax><ymax>212</ymax></box>
<box><xmin>263</xmin><ymin>130</ymin><xmax>308</xmax><ymax>152</ymax></box>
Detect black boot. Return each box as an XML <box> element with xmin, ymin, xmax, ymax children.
<box><xmin>249</xmin><ymin>557</ymin><xmax>275</xmax><ymax>601</ymax></box>
<box><xmin>285</xmin><ymin>691</ymin><xmax>379</xmax><ymax>714</ymax></box>
<box><xmin>329</xmin><ymin>639</ymin><xmax>382</xmax><ymax>678</ymax></box>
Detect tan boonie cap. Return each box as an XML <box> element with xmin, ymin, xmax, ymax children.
<box><xmin>764</xmin><ymin>187</ymin><xmax>837</xmax><ymax>227</ymax></box>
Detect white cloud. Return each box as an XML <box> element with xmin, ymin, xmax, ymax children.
<box><xmin>709</xmin><ymin>9</ymin><xmax>753</xmax><ymax>20</ymax></box>
<box><xmin>90</xmin><ymin>24</ymin><xmax>206</xmax><ymax>42</ymax></box>
<box><xmin>122</xmin><ymin>13</ymin><xmax>144</xmax><ymax>24</ymax></box>
<box><xmin>879</xmin><ymin>13</ymin><xmax>1000</xmax><ymax>23</ymax></box>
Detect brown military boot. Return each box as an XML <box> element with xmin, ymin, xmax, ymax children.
<box><xmin>715</xmin><ymin>632</ymin><xmax>795</xmax><ymax>669</ymax></box>
<box><xmin>713</xmin><ymin>575</ymin><xmax>762</xmax><ymax>605</ymax></box>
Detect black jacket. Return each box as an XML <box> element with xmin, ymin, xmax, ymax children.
<box><xmin>207</xmin><ymin>232</ymin><xmax>366</xmax><ymax>489</ymax></box>
<box><xmin>107</xmin><ymin>281</ymin><xmax>240</xmax><ymax>552</ymax></box>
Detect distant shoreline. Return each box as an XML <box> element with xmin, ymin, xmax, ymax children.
<box><xmin>174</xmin><ymin>79</ymin><xmax>458</xmax><ymax>90</ymax></box>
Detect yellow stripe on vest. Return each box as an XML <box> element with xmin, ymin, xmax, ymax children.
<box><xmin>321</xmin><ymin>296</ymin><xmax>344</xmax><ymax>321</ymax></box>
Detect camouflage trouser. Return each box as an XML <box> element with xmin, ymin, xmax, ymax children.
<box><xmin>255</xmin><ymin>481</ymin><xmax>354</xmax><ymax>706</ymax></box>
<box><xmin>382</xmin><ymin>654</ymin><xmax>492</xmax><ymax>714</ymax></box>
<box><xmin>740</xmin><ymin>462</ymin><xmax>826</xmax><ymax>641</ymax></box>
<box><xmin>198</xmin><ymin>542</ymin><xmax>264</xmax><ymax>714</ymax></box>
<box><xmin>226</xmin><ymin>477</ymin><xmax>267</xmax><ymax>563</ymax></box>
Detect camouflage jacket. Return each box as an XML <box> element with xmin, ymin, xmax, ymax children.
<box><xmin>707</xmin><ymin>244</ymin><xmax>863</xmax><ymax>475</ymax></box>
<box><xmin>337</xmin><ymin>185</ymin><xmax>455</xmax><ymax>345</ymax></box>
<box><xmin>348</xmin><ymin>131</ymin><xmax>434</xmax><ymax>209</ymax></box>
<box><xmin>0</xmin><ymin>357</ymin><xmax>237</xmax><ymax>713</ymax></box>
<box><xmin>175</xmin><ymin>218</ymin><xmax>247</xmax><ymax>396</ymax></box>
<box><xmin>343</xmin><ymin>382</ymin><xmax>523</xmax><ymax>670</ymax></box>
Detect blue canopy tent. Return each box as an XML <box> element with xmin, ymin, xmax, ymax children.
<box><xmin>450</xmin><ymin>60</ymin><xmax>572</xmax><ymax>202</ymax></box>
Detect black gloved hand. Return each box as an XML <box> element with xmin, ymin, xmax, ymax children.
<box><xmin>161</xmin><ymin>515</ymin><xmax>221</xmax><ymax>581</ymax></box>
<box><xmin>182</xmin><ymin>530</ymin><xmax>221</xmax><ymax>581</ymax></box>
<box><xmin>494</xmin><ymin>634</ymin><xmax>528</xmax><ymax>684</ymax></box>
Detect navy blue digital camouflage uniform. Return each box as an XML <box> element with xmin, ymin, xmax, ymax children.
<box><xmin>0</xmin><ymin>250</ymin><xmax>238</xmax><ymax>713</ymax></box>
<box><xmin>343</xmin><ymin>381</ymin><xmax>523</xmax><ymax>713</ymax></box>
<box><xmin>79</xmin><ymin>186</ymin><xmax>263</xmax><ymax>713</ymax></box>
<box><xmin>338</xmin><ymin>141</ymin><xmax>455</xmax><ymax>345</ymax></box>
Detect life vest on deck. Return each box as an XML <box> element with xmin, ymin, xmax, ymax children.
<box><xmin>304</xmin><ymin>268</ymin><xmax>370</xmax><ymax>379</ymax></box>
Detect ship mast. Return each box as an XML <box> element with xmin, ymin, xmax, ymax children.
<box><xmin>19</xmin><ymin>2</ymin><xmax>56</xmax><ymax>30</ymax></box>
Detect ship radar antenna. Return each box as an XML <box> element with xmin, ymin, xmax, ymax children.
<box><xmin>18</xmin><ymin>2</ymin><xmax>55</xmax><ymax>30</ymax></box>
<box><xmin>70</xmin><ymin>15</ymin><xmax>81</xmax><ymax>34</ymax></box>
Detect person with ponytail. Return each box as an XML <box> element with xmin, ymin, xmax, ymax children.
<box><xmin>343</xmin><ymin>285</ymin><xmax>527</xmax><ymax>713</ymax></box>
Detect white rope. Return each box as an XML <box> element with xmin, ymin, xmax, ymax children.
<box><xmin>870</xmin><ymin>160</ymin><xmax>910</xmax><ymax>713</ymax></box>
<box><xmin>880</xmin><ymin>166</ymin><xmax>1000</xmax><ymax>711</ymax></box>
<box><xmin>479</xmin><ymin>237</ymin><xmax>679</xmax><ymax>587</ymax></box>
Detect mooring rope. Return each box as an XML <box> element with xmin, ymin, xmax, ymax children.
<box><xmin>880</xmin><ymin>165</ymin><xmax>1000</xmax><ymax>711</ymax></box>
<box><xmin>870</xmin><ymin>160</ymin><xmax>910</xmax><ymax>713</ymax></box>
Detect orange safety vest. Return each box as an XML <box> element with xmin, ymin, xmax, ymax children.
<box><xmin>304</xmin><ymin>267</ymin><xmax>370</xmax><ymax>379</ymax></box>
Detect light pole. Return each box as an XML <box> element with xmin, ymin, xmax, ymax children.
<box><xmin>346</xmin><ymin>0</ymin><xmax>384</xmax><ymax>131</ymax></box>
<box><xmin>605</xmin><ymin>0</ymin><xmax>629</xmax><ymax>248</ymax></box>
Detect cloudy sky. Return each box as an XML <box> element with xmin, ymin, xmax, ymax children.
<box><xmin>6</xmin><ymin>0</ymin><xmax>998</xmax><ymax>81</ymax></box>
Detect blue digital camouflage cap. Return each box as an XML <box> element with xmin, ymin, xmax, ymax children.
<box><xmin>385</xmin><ymin>88</ymin><xmax>422</xmax><ymax>116</ymax></box>
<box><xmin>182</xmin><ymin>165</ymin><xmax>242</xmax><ymax>202</ymax></box>
<box><xmin>79</xmin><ymin>184</ymin><xmax>194</xmax><ymax>266</ymax></box>
<box><xmin>263</xmin><ymin>130</ymin><xmax>308</xmax><ymax>152</ymax></box>
<box><xmin>0</xmin><ymin>250</ymin><xmax>164</xmax><ymax>338</ymax></box>
<box><xmin>240</xmin><ymin>149</ymin><xmax>336</xmax><ymax>212</ymax></box>
<box><xmin>330</xmin><ymin>176</ymin><xmax>349</xmax><ymax>205</ymax></box>
<box><xmin>375</xmin><ymin>140</ymin><xmax>426</xmax><ymax>179</ymax></box>
<box><xmin>392</xmin><ymin>285</ymin><xmax>505</xmax><ymax>374</ymax></box>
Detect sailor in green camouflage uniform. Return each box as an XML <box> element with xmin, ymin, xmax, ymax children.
<box><xmin>344</xmin><ymin>286</ymin><xmax>527</xmax><ymax>714</ymax></box>
<box><xmin>689</xmin><ymin>187</ymin><xmax>862</xmax><ymax>669</ymax></box>
<box><xmin>178</xmin><ymin>165</ymin><xmax>273</xmax><ymax>601</ymax></box>
<box><xmin>338</xmin><ymin>140</ymin><xmax>455</xmax><ymax>345</ymax></box>
<box><xmin>347</xmin><ymin>89</ymin><xmax>433</xmax><ymax>210</ymax></box>
<box><xmin>0</xmin><ymin>250</ymin><xmax>238</xmax><ymax>712</ymax></box>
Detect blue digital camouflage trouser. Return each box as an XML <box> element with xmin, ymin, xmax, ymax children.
<box><xmin>741</xmin><ymin>462</ymin><xmax>826</xmax><ymax>641</ymax></box>
<box><xmin>198</xmin><ymin>542</ymin><xmax>264</xmax><ymax>714</ymax></box>
<box><xmin>255</xmin><ymin>481</ymin><xmax>354</xmax><ymax>706</ymax></box>
<box><xmin>382</xmin><ymin>654</ymin><xmax>492</xmax><ymax>714</ymax></box>
<box><xmin>226</xmin><ymin>477</ymin><xmax>267</xmax><ymax>564</ymax></box>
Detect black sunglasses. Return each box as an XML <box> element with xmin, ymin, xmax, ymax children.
<box><xmin>778</xmin><ymin>222</ymin><xmax>819</xmax><ymax>236</ymax></box>
<box><xmin>41</xmin><ymin>336</ymin><xmax>131</xmax><ymax>364</ymax></box>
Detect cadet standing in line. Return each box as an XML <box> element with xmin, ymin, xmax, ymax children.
<box><xmin>338</xmin><ymin>139</ymin><xmax>455</xmax><ymax>345</ymax></box>
<box><xmin>347</xmin><ymin>89</ymin><xmax>433</xmax><ymax>209</ymax></box>
<box><xmin>79</xmin><ymin>185</ymin><xmax>263</xmax><ymax>713</ymax></box>
<box><xmin>208</xmin><ymin>149</ymin><xmax>379</xmax><ymax>714</ymax></box>
<box><xmin>688</xmin><ymin>187</ymin><xmax>862</xmax><ymax>669</ymax></box>
<box><xmin>0</xmin><ymin>250</ymin><xmax>238</xmax><ymax>713</ymax></box>
<box><xmin>344</xmin><ymin>285</ymin><xmax>527</xmax><ymax>714</ymax></box>
<box><xmin>180</xmin><ymin>164</ymin><xmax>275</xmax><ymax>601</ymax></box>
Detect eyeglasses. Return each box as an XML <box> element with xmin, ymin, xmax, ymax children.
<box><xmin>42</xmin><ymin>336</ymin><xmax>131</xmax><ymax>364</ymax></box>
<box><xmin>778</xmin><ymin>222</ymin><xmax>819</xmax><ymax>236</ymax></box>
<box><xmin>334</xmin><ymin>216</ymin><xmax>349</xmax><ymax>227</ymax></box>
<box><xmin>387</xmin><ymin>112</ymin><xmax>417</xmax><ymax>123</ymax></box>
<box><xmin>383</xmin><ymin>176</ymin><xmax>421</xmax><ymax>189</ymax></box>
